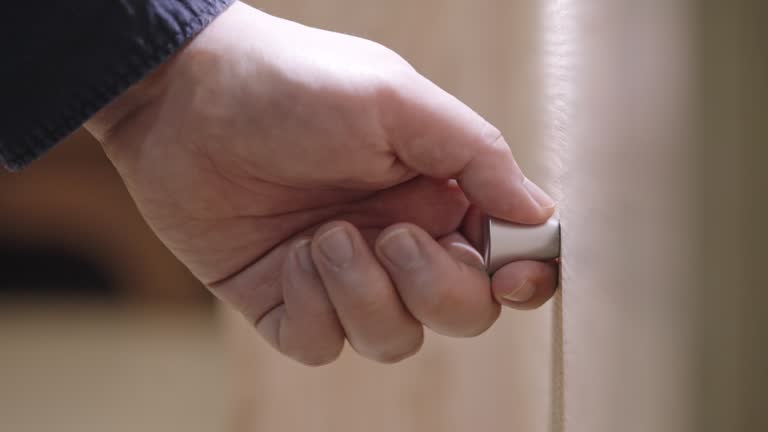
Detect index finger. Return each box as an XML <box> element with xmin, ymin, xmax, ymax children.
<box><xmin>383</xmin><ymin>71</ymin><xmax>556</xmax><ymax>224</ymax></box>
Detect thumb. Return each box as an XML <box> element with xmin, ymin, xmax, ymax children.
<box><xmin>384</xmin><ymin>72</ymin><xmax>555</xmax><ymax>224</ymax></box>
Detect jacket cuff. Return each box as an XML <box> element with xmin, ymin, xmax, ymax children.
<box><xmin>0</xmin><ymin>0</ymin><xmax>236</xmax><ymax>170</ymax></box>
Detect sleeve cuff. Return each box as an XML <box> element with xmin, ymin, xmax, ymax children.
<box><xmin>0</xmin><ymin>0</ymin><xmax>236</xmax><ymax>170</ymax></box>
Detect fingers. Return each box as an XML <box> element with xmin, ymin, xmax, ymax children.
<box><xmin>385</xmin><ymin>72</ymin><xmax>555</xmax><ymax>224</ymax></box>
<box><xmin>374</xmin><ymin>224</ymin><xmax>500</xmax><ymax>337</ymax></box>
<box><xmin>311</xmin><ymin>222</ymin><xmax>424</xmax><ymax>363</ymax></box>
<box><xmin>231</xmin><ymin>220</ymin><xmax>557</xmax><ymax>367</ymax></box>
<box><xmin>255</xmin><ymin>239</ymin><xmax>346</xmax><ymax>365</ymax></box>
<box><xmin>491</xmin><ymin>260</ymin><xmax>560</xmax><ymax>310</ymax></box>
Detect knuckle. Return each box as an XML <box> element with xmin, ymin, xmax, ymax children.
<box><xmin>373</xmin><ymin>66</ymin><xmax>418</xmax><ymax>103</ymax></box>
<box><xmin>484</xmin><ymin>125</ymin><xmax>504</xmax><ymax>148</ymax></box>
<box><xmin>407</xmin><ymin>281</ymin><xmax>453</xmax><ymax>317</ymax></box>
<box><xmin>370</xmin><ymin>41</ymin><xmax>415</xmax><ymax>71</ymax></box>
<box><xmin>345</xmin><ymin>292</ymin><xmax>393</xmax><ymax>320</ymax></box>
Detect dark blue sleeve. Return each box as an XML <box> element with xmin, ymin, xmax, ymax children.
<box><xmin>0</xmin><ymin>0</ymin><xmax>235</xmax><ymax>171</ymax></box>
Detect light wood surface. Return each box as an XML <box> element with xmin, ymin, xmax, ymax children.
<box><xmin>555</xmin><ymin>1</ymin><xmax>767</xmax><ymax>431</ymax></box>
<box><xmin>0</xmin><ymin>304</ymin><xmax>230</xmax><ymax>432</ymax></box>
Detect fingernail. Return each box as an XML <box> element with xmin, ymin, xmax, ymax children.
<box><xmin>523</xmin><ymin>178</ymin><xmax>556</xmax><ymax>210</ymax></box>
<box><xmin>294</xmin><ymin>241</ymin><xmax>316</xmax><ymax>273</ymax></box>
<box><xmin>503</xmin><ymin>280</ymin><xmax>537</xmax><ymax>303</ymax></box>
<box><xmin>379</xmin><ymin>229</ymin><xmax>424</xmax><ymax>270</ymax></box>
<box><xmin>317</xmin><ymin>226</ymin><xmax>354</xmax><ymax>268</ymax></box>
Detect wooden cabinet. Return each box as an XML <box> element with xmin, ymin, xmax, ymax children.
<box><xmin>553</xmin><ymin>1</ymin><xmax>768</xmax><ymax>431</ymax></box>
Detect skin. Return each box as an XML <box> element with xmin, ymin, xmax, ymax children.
<box><xmin>85</xmin><ymin>1</ymin><xmax>558</xmax><ymax>365</ymax></box>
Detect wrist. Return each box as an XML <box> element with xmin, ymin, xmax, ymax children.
<box><xmin>84</xmin><ymin>2</ymin><xmax>248</xmax><ymax>142</ymax></box>
<box><xmin>83</xmin><ymin>52</ymin><xmax>175</xmax><ymax>141</ymax></box>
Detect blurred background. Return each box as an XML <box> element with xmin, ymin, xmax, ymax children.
<box><xmin>1</xmin><ymin>1</ymin><xmax>555</xmax><ymax>431</ymax></box>
<box><xmin>0</xmin><ymin>129</ymin><xmax>230</xmax><ymax>431</ymax></box>
<box><xmin>3</xmin><ymin>1</ymin><xmax>767</xmax><ymax>432</ymax></box>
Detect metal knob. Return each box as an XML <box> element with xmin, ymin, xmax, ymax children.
<box><xmin>482</xmin><ymin>215</ymin><xmax>561</xmax><ymax>274</ymax></box>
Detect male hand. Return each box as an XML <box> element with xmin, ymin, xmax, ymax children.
<box><xmin>86</xmin><ymin>1</ymin><xmax>558</xmax><ymax>365</ymax></box>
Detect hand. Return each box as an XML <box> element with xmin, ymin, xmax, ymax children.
<box><xmin>86</xmin><ymin>1</ymin><xmax>558</xmax><ymax>365</ymax></box>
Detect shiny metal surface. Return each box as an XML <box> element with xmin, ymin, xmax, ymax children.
<box><xmin>483</xmin><ymin>215</ymin><xmax>561</xmax><ymax>274</ymax></box>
